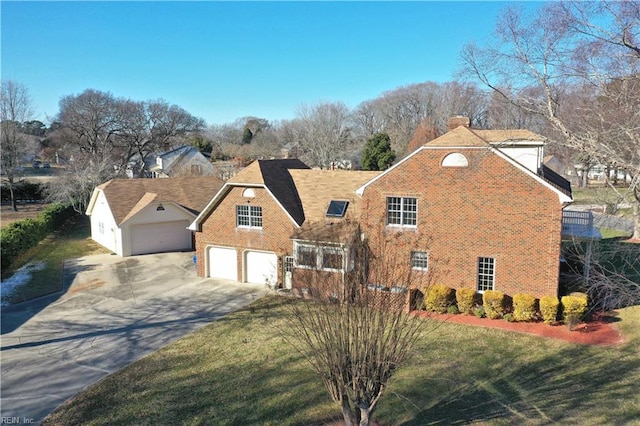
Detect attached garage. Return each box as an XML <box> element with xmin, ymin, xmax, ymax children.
<box><xmin>245</xmin><ymin>251</ymin><xmax>278</xmax><ymax>286</ymax></box>
<box><xmin>208</xmin><ymin>246</ymin><xmax>238</xmax><ymax>280</ymax></box>
<box><xmin>130</xmin><ymin>220</ymin><xmax>192</xmax><ymax>255</ymax></box>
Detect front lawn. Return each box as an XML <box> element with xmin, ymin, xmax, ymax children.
<box><xmin>43</xmin><ymin>297</ymin><xmax>640</xmax><ymax>425</ymax></box>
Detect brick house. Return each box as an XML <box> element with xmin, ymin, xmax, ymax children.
<box><xmin>190</xmin><ymin>118</ymin><xmax>572</xmax><ymax>299</ymax></box>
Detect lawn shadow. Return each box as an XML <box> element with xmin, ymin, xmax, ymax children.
<box><xmin>394</xmin><ymin>340</ymin><xmax>640</xmax><ymax>425</ymax></box>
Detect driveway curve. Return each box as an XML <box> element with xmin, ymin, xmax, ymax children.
<box><xmin>1</xmin><ymin>252</ymin><xmax>269</xmax><ymax>423</ymax></box>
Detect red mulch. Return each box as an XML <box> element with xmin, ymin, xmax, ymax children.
<box><xmin>412</xmin><ymin>310</ymin><xmax>625</xmax><ymax>346</ymax></box>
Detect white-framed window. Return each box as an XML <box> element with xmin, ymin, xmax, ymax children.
<box><xmin>411</xmin><ymin>251</ymin><xmax>428</xmax><ymax>270</ymax></box>
<box><xmin>294</xmin><ymin>242</ymin><xmax>345</xmax><ymax>272</ymax></box>
<box><xmin>441</xmin><ymin>152</ymin><xmax>469</xmax><ymax>167</ymax></box>
<box><xmin>236</xmin><ymin>205</ymin><xmax>263</xmax><ymax>228</ymax></box>
<box><xmin>387</xmin><ymin>196</ymin><xmax>417</xmax><ymax>226</ymax></box>
<box><xmin>477</xmin><ymin>257</ymin><xmax>495</xmax><ymax>292</ymax></box>
<box><xmin>296</xmin><ymin>245</ymin><xmax>317</xmax><ymax>268</ymax></box>
<box><xmin>321</xmin><ymin>247</ymin><xmax>344</xmax><ymax>271</ymax></box>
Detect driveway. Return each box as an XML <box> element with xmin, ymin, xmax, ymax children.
<box><xmin>1</xmin><ymin>252</ymin><xmax>269</xmax><ymax>423</ymax></box>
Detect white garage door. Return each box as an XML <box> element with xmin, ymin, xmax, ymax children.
<box><xmin>208</xmin><ymin>247</ymin><xmax>237</xmax><ymax>280</ymax></box>
<box><xmin>245</xmin><ymin>251</ymin><xmax>278</xmax><ymax>286</ymax></box>
<box><xmin>131</xmin><ymin>221</ymin><xmax>192</xmax><ymax>255</ymax></box>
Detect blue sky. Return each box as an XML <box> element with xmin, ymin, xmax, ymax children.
<box><xmin>2</xmin><ymin>1</ymin><xmax>529</xmax><ymax>126</ymax></box>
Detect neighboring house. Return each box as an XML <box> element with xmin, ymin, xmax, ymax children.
<box><xmin>147</xmin><ymin>146</ymin><xmax>214</xmax><ymax>178</ymax></box>
<box><xmin>190</xmin><ymin>117</ymin><xmax>576</xmax><ymax>300</ymax></box>
<box><xmin>86</xmin><ymin>176</ymin><xmax>223</xmax><ymax>256</ymax></box>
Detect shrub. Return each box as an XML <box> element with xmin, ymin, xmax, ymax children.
<box><xmin>447</xmin><ymin>305</ymin><xmax>459</xmax><ymax>315</ymax></box>
<box><xmin>424</xmin><ymin>284</ymin><xmax>454</xmax><ymax>313</ymax></box>
<box><xmin>539</xmin><ymin>296</ymin><xmax>559</xmax><ymax>324</ymax></box>
<box><xmin>503</xmin><ymin>313</ymin><xmax>514</xmax><ymax>322</ymax></box>
<box><xmin>0</xmin><ymin>203</ymin><xmax>75</xmax><ymax>269</ymax></box>
<box><xmin>473</xmin><ymin>306</ymin><xmax>485</xmax><ymax>318</ymax></box>
<box><xmin>513</xmin><ymin>293</ymin><xmax>537</xmax><ymax>322</ymax></box>
<box><xmin>562</xmin><ymin>294</ymin><xmax>588</xmax><ymax>330</ymax></box>
<box><xmin>482</xmin><ymin>290</ymin><xmax>504</xmax><ymax>319</ymax></box>
<box><xmin>456</xmin><ymin>287</ymin><xmax>476</xmax><ymax>314</ymax></box>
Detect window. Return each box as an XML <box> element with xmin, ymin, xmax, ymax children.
<box><xmin>477</xmin><ymin>257</ymin><xmax>495</xmax><ymax>292</ymax></box>
<box><xmin>442</xmin><ymin>152</ymin><xmax>469</xmax><ymax>167</ymax></box>
<box><xmin>411</xmin><ymin>251</ymin><xmax>428</xmax><ymax>270</ymax></box>
<box><xmin>322</xmin><ymin>248</ymin><xmax>344</xmax><ymax>271</ymax></box>
<box><xmin>191</xmin><ymin>164</ymin><xmax>202</xmax><ymax>174</ymax></box>
<box><xmin>326</xmin><ymin>200</ymin><xmax>349</xmax><ymax>218</ymax></box>
<box><xmin>296</xmin><ymin>245</ymin><xmax>317</xmax><ymax>268</ymax></box>
<box><xmin>387</xmin><ymin>197</ymin><xmax>417</xmax><ymax>226</ymax></box>
<box><xmin>98</xmin><ymin>221</ymin><xmax>105</xmax><ymax>235</ymax></box>
<box><xmin>236</xmin><ymin>205</ymin><xmax>263</xmax><ymax>228</ymax></box>
<box><xmin>294</xmin><ymin>243</ymin><xmax>345</xmax><ymax>272</ymax></box>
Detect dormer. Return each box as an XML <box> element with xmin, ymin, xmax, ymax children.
<box><xmin>490</xmin><ymin>139</ymin><xmax>545</xmax><ymax>174</ymax></box>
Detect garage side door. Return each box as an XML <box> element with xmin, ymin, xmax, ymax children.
<box><xmin>245</xmin><ymin>251</ymin><xmax>277</xmax><ymax>286</ymax></box>
<box><xmin>131</xmin><ymin>221</ymin><xmax>192</xmax><ymax>255</ymax></box>
<box><xmin>208</xmin><ymin>247</ymin><xmax>237</xmax><ymax>280</ymax></box>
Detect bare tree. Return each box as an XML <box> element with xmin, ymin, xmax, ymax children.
<box><xmin>119</xmin><ymin>99</ymin><xmax>205</xmax><ymax>176</ymax></box>
<box><xmin>0</xmin><ymin>80</ymin><xmax>38</xmax><ymax>211</ymax></box>
<box><xmin>281</xmin><ymin>222</ymin><xmax>434</xmax><ymax>426</ymax></box>
<box><xmin>563</xmin><ymin>237</ymin><xmax>640</xmax><ymax>310</ymax></box>
<box><xmin>460</xmin><ymin>1</ymin><xmax>640</xmax><ymax>238</ymax></box>
<box><xmin>47</xmin><ymin>151</ymin><xmax>114</xmax><ymax>214</ymax></box>
<box><xmin>294</xmin><ymin>101</ymin><xmax>353</xmax><ymax>168</ymax></box>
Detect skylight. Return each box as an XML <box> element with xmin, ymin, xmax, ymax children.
<box><xmin>326</xmin><ymin>200</ymin><xmax>349</xmax><ymax>218</ymax></box>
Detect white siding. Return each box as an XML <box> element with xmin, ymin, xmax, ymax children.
<box><xmin>88</xmin><ymin>190</ymin><xmax>121</xmax><ymax>255</ymax></box>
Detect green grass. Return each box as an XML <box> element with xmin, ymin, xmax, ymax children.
<box><xmin>43</xmin><ymin>297</ymin><xmax>640</xmax><ymax>426</ymax></box>
<box><xmin>599</xmin><ymin>228</ymin><xmax>633</xmax><ymax>239</ymax></box>
<box><xmin>1</xmin><ymin>215</ymin><xmax>109</xmax><ymax>304</ymax></box>
<box><xmin>571</xmin><ymin>186</ymin><xmax>633</xmax><ymax>206</ymax></box>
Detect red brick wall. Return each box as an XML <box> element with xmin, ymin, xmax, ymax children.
<box><xmin>360</xmin><ymin>148</ymin><xmax>564</xmax><ymax>299</ymax></box>
<box><xmin>194</xmin><ymin>186</ymin><xmax>297</xmax><ymax>283</ymax></box>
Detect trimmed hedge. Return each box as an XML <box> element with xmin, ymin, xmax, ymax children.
<box><xmin>0</xmin><ymin>203</ymin><xmax>75</xmax><ymax>269</ymax></box>
<box><xmin>562</xmin><ymin>293</ymin><xmax>588</xmax><ymax>329</ymax></box>
<box><xmin>456</xmin><ymin>287</ymin><xmax>476</xmax><ymax>314</ymax></box>
<box><xmin>482</xmin><ymin>290</ymin><xmax>504</xmax><ymax>319</ymax></box>
<box><xmin>539</xmin><ymin>295</ymin><xmax>559</xmax><ymax>324</ymax></box>
<box><xmin>424</xmin><ymin>284</ymin><xmax>454</xmax><ymax>313</ymax></box>
<box><xmin>513</xmin><ymin>293</ymin><xmax>537</xmax><ymax>322</ymax></box>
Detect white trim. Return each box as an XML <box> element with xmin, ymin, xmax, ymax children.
<box><xmin>477</xmin><ymin>256</ymin><xmax>496</xmax><ymax>293</ymax></box>
<box><xmin>411</xmin><ymin>250</ymin><xmax>429</xmax><ymax>271</ymax></box>
<box><xmin>293</xmin><ymin>241</ymin><xmax>346</xmax><ymax>272</ymax></box>
<box><xmin>386</xmin><ymin>196</ymin><xmax>418</xmax><ymax>227</ymax></box>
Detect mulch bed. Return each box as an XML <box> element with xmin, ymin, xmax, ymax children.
<box><xmin>413</xmin><ymin>310</ymin><xmax>625</xmax><ymax>346</ymax></box>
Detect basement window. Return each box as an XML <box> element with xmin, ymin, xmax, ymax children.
<box><xmin>326</xmin><ymin>200</ymin><xmax>349</xmax><ymax>218</ymax></box>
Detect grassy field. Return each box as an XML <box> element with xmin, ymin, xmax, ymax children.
<box><xmin>1</xmin><ymin>214</ymin><xmax>109</xmax><ymax>304</ymax></box>
<box><xmin>571</xmin><ymin>186</ymin><xmax>634</xmax><ymax>206</ymax></box>
<box><xmin>43</xmin><ymin>297</ymin><xmax>640</xmax><ymax>426</ymax></box>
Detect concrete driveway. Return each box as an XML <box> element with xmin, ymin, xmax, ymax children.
<box><xmin>1</xmin><ymin>252</ymin><xmax>269</xmax><ymax>423</ymax></box>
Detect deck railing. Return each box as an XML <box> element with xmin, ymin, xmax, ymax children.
<box><xmin>562</xmin><ymin>210</ymin><xmax>601</xmax><ymax>239</ymax></box>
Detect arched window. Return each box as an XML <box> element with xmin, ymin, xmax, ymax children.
<box><xmin>242</xmin><ymin>188</ymin><xmax>255</xmax><ymax>198</ymax></box>
<box><xmin>442</xmin><ymin>152</ymin><xmax>468</xmax><ymax>167</ymax></box>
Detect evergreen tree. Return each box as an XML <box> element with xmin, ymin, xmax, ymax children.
<box><xmin>361</xmin><ymin>133</ymin><xmax>396</xmax><ymax>171</ymax></box>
